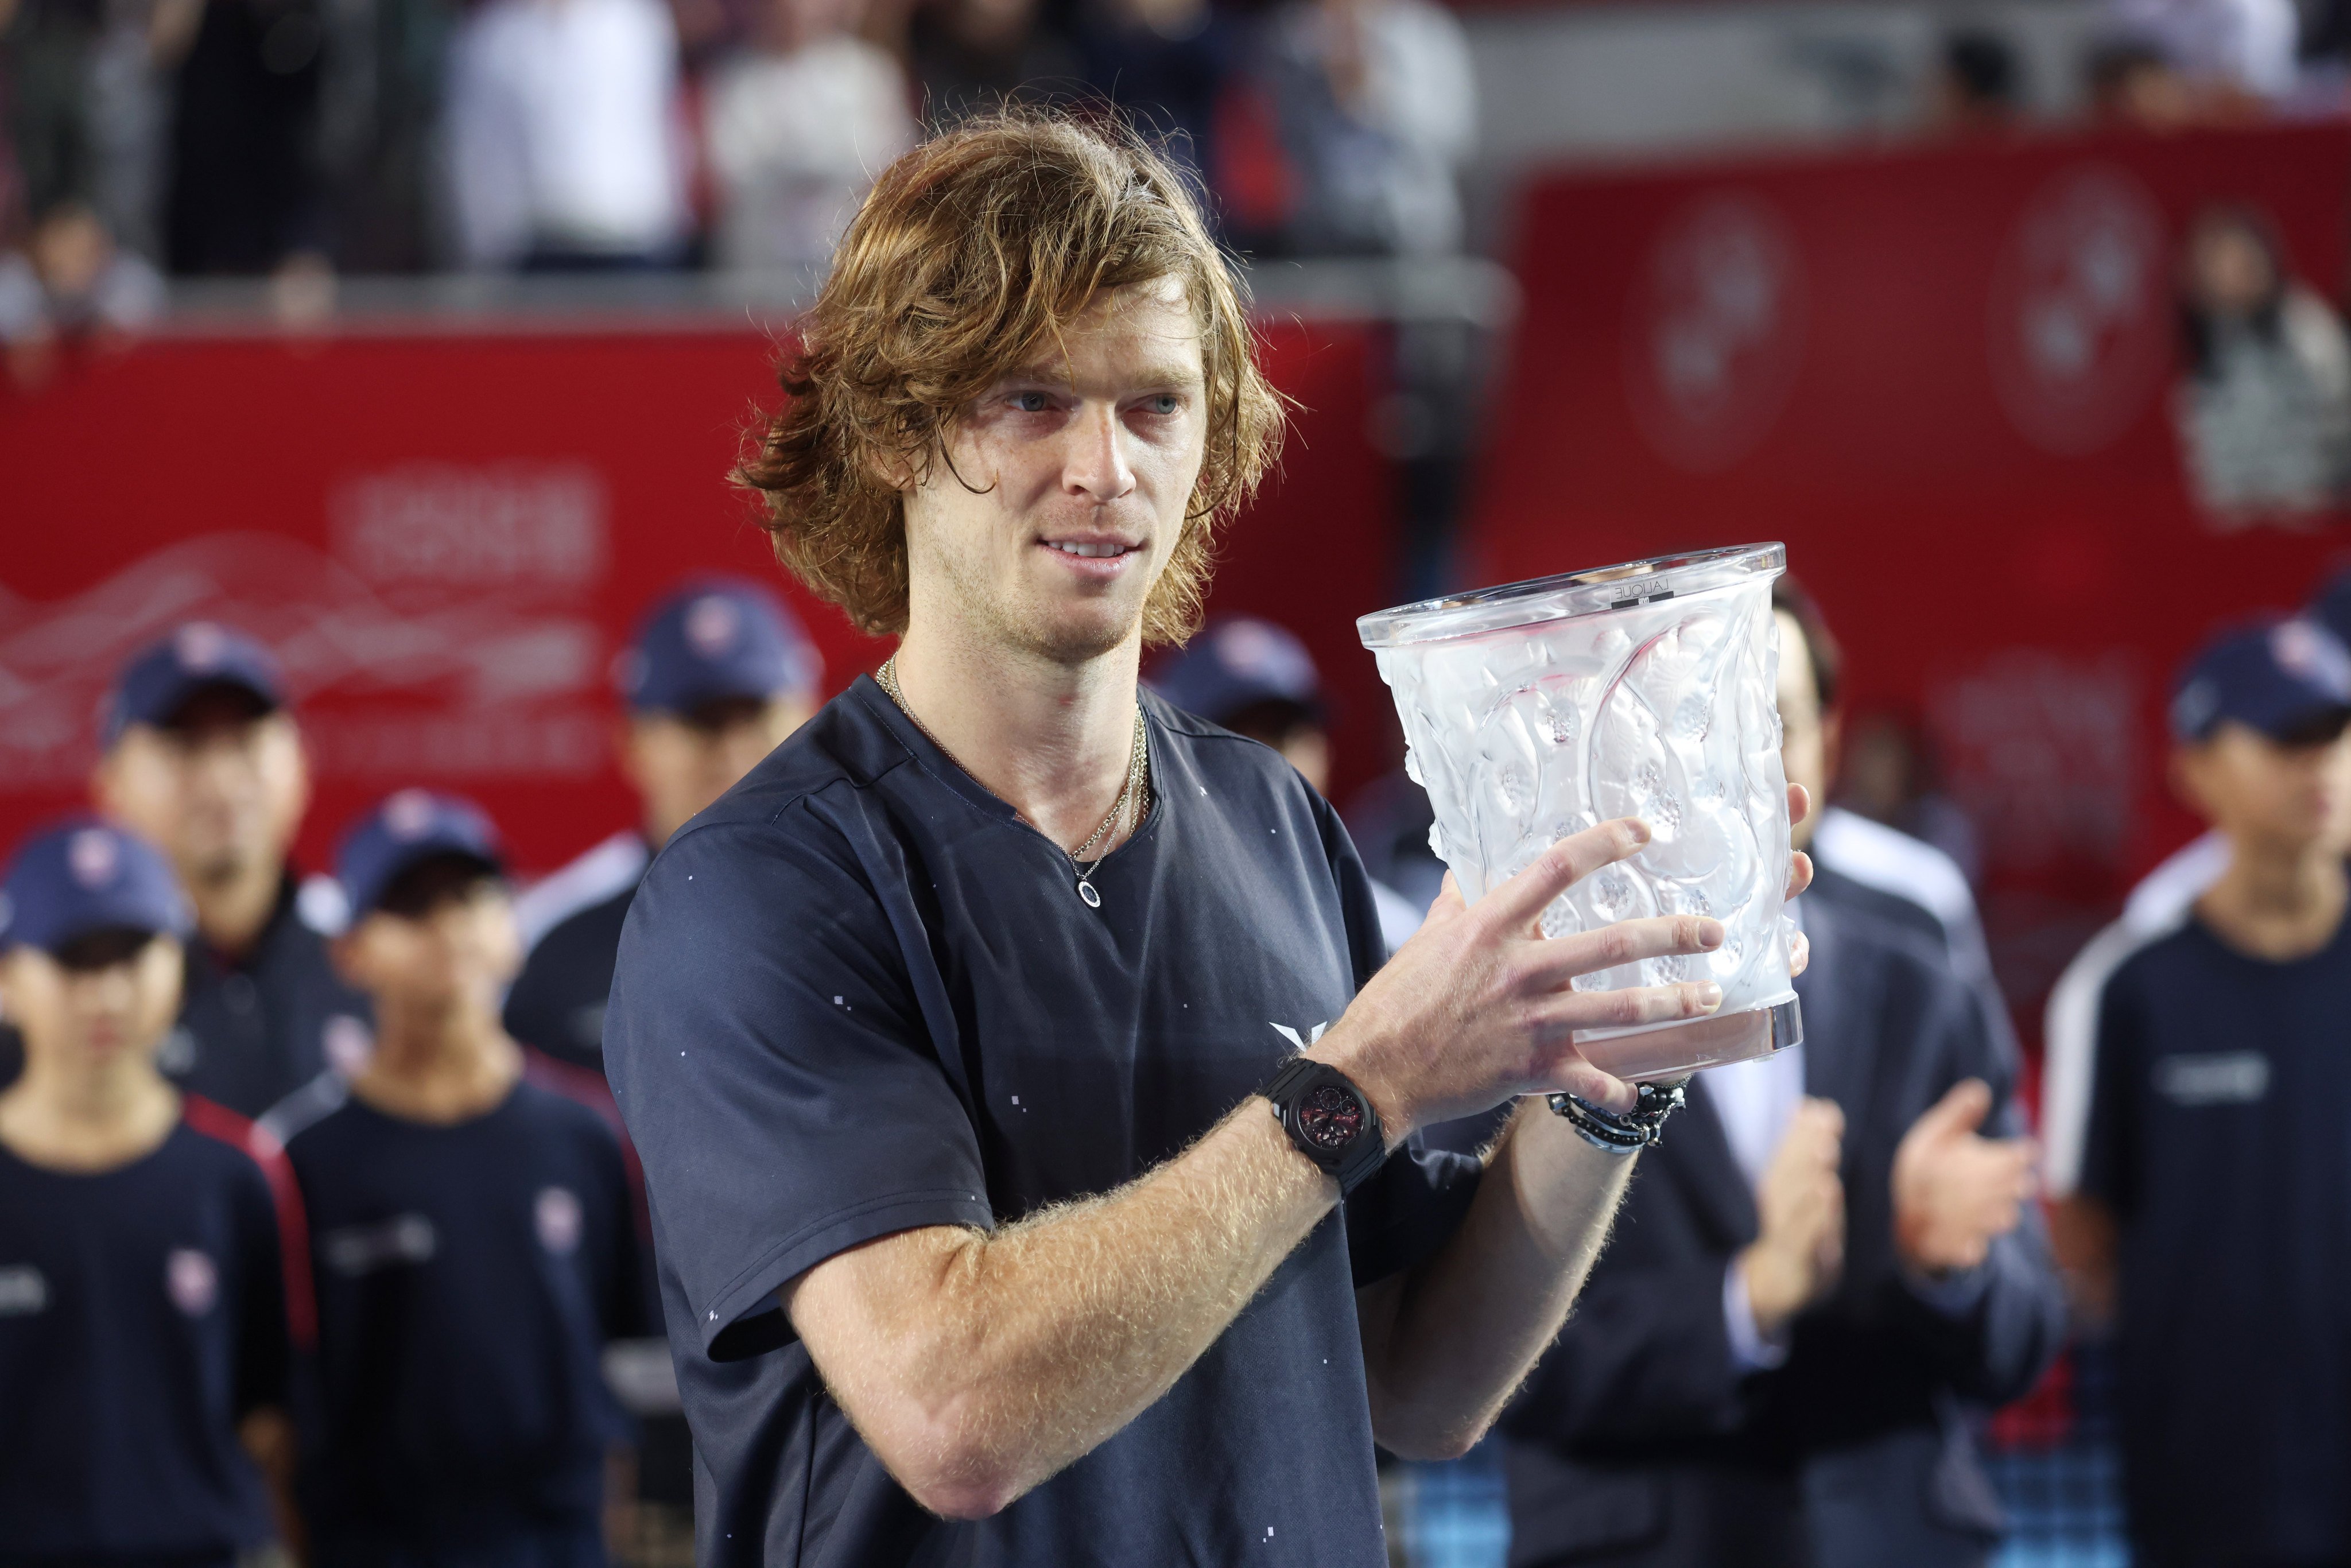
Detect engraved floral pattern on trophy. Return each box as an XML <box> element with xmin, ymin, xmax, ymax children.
<box><xmin>1374</xmin><ymin>579</ymin><xmax>1796</xmax><ymax>1031</ymax></box>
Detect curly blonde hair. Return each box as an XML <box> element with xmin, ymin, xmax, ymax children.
<box><xmin>734</xmin><ymin>109</ymin><xmax>1286</xmax><ymax>647</ymax></box>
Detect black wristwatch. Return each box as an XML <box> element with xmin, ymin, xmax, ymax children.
<box><xmin>1261</xmin><ymin>1057</ymin><xmax>1387</xmax><ymax>1196</ymax></box>
<box><xmin>1547</xmin><ymin>1078</ymin><xmax>1689</xmax><ymax>1154</ymax></box>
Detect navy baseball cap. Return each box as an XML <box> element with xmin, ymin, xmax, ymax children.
<box><xmin>618</xmin><ymin>579</ymin><xmax>820</xmax><ymax>716</ymax></box>
<box><xmin>105</xmin><ymin>622</ymin><xmax>286</xmax><ymax>744</ymax></box>
<box><xmin>2170</xmin><ymin>617</ymin><xmax>2351</xmax><ymax>744</ymax></box>
<box><xmin>336</xmin><ymin>790</ymin><xmax>506</xmax><ymax>921</ymax></box>
<box><xmin>1150</xmin><ymin>617</ymin><xmax>1325</xmax><ymax>728</ymax></box>
<box><xmin>0</xmin><ymin>819</ymin><xmax>193</xmax><ymax>954</ymax></box>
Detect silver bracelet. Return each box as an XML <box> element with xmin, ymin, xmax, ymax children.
<box><xmin>1547</xmin><ymin>1078</ymin><xmax>1689</xmax><ymax>1154</ymax></box>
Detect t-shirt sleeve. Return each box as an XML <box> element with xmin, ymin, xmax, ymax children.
<box><xmin>604</xmin><ymin>804</ymin><xmax>993</xmax><ymax>1362</ymax></box>
<box><xmin>1310</xmin><ymin>790</ymin><xmax>1406</xmax><ymax>991</ymax></box>
<box><xmin>2078</xmin><ymin>968</ymin><xmax>2143</xmax><ymax>1218</ymax></box>
<box><xmin>230</xmin><ymin>1152</ymin><xmax>293</xmax><ymax>1415</ymax></box>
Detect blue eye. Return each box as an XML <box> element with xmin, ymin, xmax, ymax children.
<box><xmin>1147</xmin><ymin>395</ymin><xmax>1181</xmax><ymax>416</ymax></box>
<box><xmin>1011</xmin><ymin>391</ymin><xmax>1053</xmax><ymax>413</ymax></box>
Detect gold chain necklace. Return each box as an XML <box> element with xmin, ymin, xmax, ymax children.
<box><xmin>875</xmin><ymin>655</ymin><xmax>1149</xmax><ymax>909</ymax></box>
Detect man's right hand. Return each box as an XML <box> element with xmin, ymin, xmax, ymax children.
<box><xmin>1737</xmin><ymin>1097</ymin><xmax>1846</xmax><ymax>1341</ymax></box>
<box><xmin>1310</xmin><ymin>817</ymin><xmax>1734</xmax><ymax>1138</ymax></box>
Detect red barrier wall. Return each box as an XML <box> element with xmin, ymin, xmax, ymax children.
<box><xmin>1469</xmin><ymin>122</ymin><xmax>2351</xmax><ymax>1028</ymax></box>
<box><xmin>0</xmin><ymin>320</ymin><xmax>1395</xmax><ymax>877</ymax></box>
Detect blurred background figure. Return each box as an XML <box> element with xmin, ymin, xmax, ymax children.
<box><xmin>907</xmin><ymin>0</ymin><xmax>1079</xmax><ymax>128</ymax></box>
<box><xmin>1834</xmin><ymin>710</ymin><xmax>1985</xmax><ymax>894</ymax></box>
<box><xmin>1500</xmin><ymin>579</ymin><xmax>2062</xmax><ymax>1568</ymax></box>
<box><xmin>2102</xmin><ymin>0</ymin><xmax>2302</xmax><ymax>109</ymax></box>
<box><xmin>1249</xmin><ymin>0</ymin><xmax>1474</xmax><ymax>257</ymax></box>
<box><xmin>62</xmin><ymin>624</ymin><xmax>369</xmax><ymax>1120</ymax></box>
<box><xmin>0</xmin><ymin>198</ymin><xmax>161</xmax><ymax>386</ymax></box>
<box><xmin>160</xmin><ymin>0</ymin><xmax>331</xmax><ymax>280</ymax></box>
<box><xmin>2045</xmin><ymin>618</ymin><xmax>2351</xmax><ymax>1568</ymax></box>
<box><xmin>2084</xmin><ymin>33</ymin><xmax>2204</xmax><ymax>126</ymax></box>
<box><xmin>1150</xmin><ymin>615</ymin><xmax>1425</xmax><ymax>953</ymax></box>
<box><xmin>1925</xmin><ymin>28</ymin><xmax>2025</xmax><ymax>135</ymax></box>
<box><xmin>0</xmin><ymin>818</ymin><xmax>301</xmax><ymax>1566</ymax></box>
<box><xmin>443</xmin><ymin>0</ymin><xmax>688</xmax><ymax>269</ymax></box>
<box><xmin>704</xmin><ymin>0</ymin><xmax>913</xmax><ymax>274</ymax></box>
<box><xmin>1072</xmin><ymin>0</ymin><xmax>1230</xmax><ymax>197</ymax></box>
<box><xmin>266</xmin><ymin>789</ymin><xmax>648</xmax><ymax>1567</ymax></box>
<box><xmin>506</xmin><ymin>576</ymin><xmax>821</xmax><ymax>1075</ymax></box>
<box><xmin>2174</xmin><ymin>203</ymin><xmax>2351</xmax><ymax>522</ymax></box>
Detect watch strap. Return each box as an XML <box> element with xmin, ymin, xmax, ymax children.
<box><xmin>1261</xmin><ymin>1056</ymin><xmax>1387</xmax><ymax>1196</ymax></box>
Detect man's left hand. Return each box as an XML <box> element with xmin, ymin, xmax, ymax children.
<box><xmin>1891</xmin><ymin>1078</ymin><xmax>2038</xmax><ymax>1278</ymax></box>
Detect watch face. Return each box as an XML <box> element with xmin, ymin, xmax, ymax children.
<box><xmin>1295</xmin><ymin>1082</ymin><xmax>1366</xmax><ymax>1151</ymax></box>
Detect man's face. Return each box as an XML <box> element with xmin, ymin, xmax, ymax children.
<box><xmin>1775</xmin><ymin>610</ymin><xmax>1830</xmax><ymax>853</ymax></box>
<box><xmin>1</xmin><ymin>932</ymin><xmax>184</xmax><ymax>1070</ymax></box>
<box><xmin>623</xmin><ymin>693</ymin><xmax>815</xmax><ymax>847</ymax></box>
<box><xmin>95</xmin><ymin>690</ymin><xmax>309</xmax><ymax>892</ymax></box>
<box><xmin>335</xmin><ymin>863</ymin><xmax>521</xmax><ymax>1014</ymax></box>
<box><xmin>2177</xmin><ymin>719</ymin><xmax>2351</xmax><ymax>855</ymax></box>
<box><xmin>902</xmin><ymin>277</ymin><xmax>1208</xmax><ymax>666</ymax></box>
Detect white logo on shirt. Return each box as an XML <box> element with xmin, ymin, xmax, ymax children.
<box><xmin>323</xmin><ymin>1014</ymin><xmax>375</xmax><ymax>1077</ymax></box>
<box><xmin>0</xmin><ymin>1264</ymin><xmax>48</xmax><ymax>1316</ymax></box>
<box><xmin>535</xmin><ymin>1186</ymin><xmax>583</xmax><ymax>1255</ymax></box>
<box><xmin>321</xmin><ymin>1214</ymin><xmax>438</xmax><ymax>1277</ymax></box>
<box><xmin>166</xmin><ymin>1248</ymin><xmax>218</xmax><ymax>1316</ymax></box>
<box><xmin>1269</xmin><ymin>1021</ymin><xmax>1329</xmax><ymax>1050</ymax></box>
<box><xmin>2154</xmin><ymin>1051</ymin><xmax>2271</xmax><ymax>1108</ymax></box>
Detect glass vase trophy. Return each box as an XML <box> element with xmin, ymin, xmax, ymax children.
<box><xmin>1357</xmin><ymin>543</ymin><xmax>1803</xmax><ymax>1082</ymax></box>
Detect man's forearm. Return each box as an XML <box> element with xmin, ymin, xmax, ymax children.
<box><xmin>1356</xmin><ymin>1100</ymin><xmax>1635</xmax><ymax>1460</ymax></box>
<box><xmin>787</xmin><ymin>1099</ymin><xmax>1335</xmax><ymax>1517</ymax></box>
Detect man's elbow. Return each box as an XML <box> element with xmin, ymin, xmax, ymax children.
<box><xmin>864</xmin><ymin>1410</ymin><xmax>1033</xmax><ymax>1521</ymax></box>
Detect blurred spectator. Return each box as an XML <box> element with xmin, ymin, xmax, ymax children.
<box><xmin>444</xmin><ymin>0</ymin><xmax>689</xmax><ymax>270</ymax></box>
<box><xmin>1251</xmin><ymin>0</ymin><xmax>1474</xmax><ymax>257</ymax></box>
<box><xmin>2105</xmin><ymin>0</ymin><xmax>2301</xmax><ymax>101</ymax></box>
<box><xmin>704</xmin><ymin>0</ymin><xmax>913</xmax><ymax>273</ymax></box>
<box><xmin>1838</xmin><ymin>709</ymin><xmax>1985</xmax><ymax>890</ymax></box>
<box><xmin>2085</xmin><ymin>34</ymin><xmax>2203</xmax><ymax>125</ymax></box>
<box><xmin>162</xmin><ymin>0</ymin><xmax>330</xmax><ymax>276</ymax></box>
<box><xmin>0</xmin><ymin>199</ymin><xmax>163</xmax><ymax>387</ymax></box>
<box><xmin>2173</xmin><ymin>203</ymin><xmax>2351</xmax><ymax>522</ymax></box>
<box><xmin>316</xmin><ymin>0</ymin><xmax>459</xmax><ymax>272</ymax></box>
<box><xmin>907</xmin><ymin>0</ymin><xmax>1080</xmax><ymax>129</ymax></box>
<box><xmin>1072</xmin><ymin>0</ymin><xmax>1231</xmax><ymax>196</ymax></box>
<box><xmin>1926</xmin><ymin>27</ymin><xmax>2024</xmax><ymax>134</ymax></box>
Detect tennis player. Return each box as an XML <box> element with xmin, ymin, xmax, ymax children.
<box><xmin>604</xmin><ymin>110</ymin><xmax>1807</xmax><ymax>1565</ymax></box>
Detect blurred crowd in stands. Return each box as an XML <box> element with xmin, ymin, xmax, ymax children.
<box><xmin>3</xmin><ymin>0</ymin><xmax>2351</xmax><ymax>341</ymax></box>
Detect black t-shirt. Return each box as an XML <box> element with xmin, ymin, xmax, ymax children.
<box><xmin>263</xmin><ymin>1077</ymin><xmax>649</xmax><ymax>1542</ymax></box>
<box><xmin>604</xmin><ymin>679</ymin><xmax>1482</xmax><ymax>1568</ymax></box>
<box><xmin>2082</xmin><ymin>909</ymin><xmax>2351</xmax><ymax>1564</ymax></box>
<box><xmin>505</xmin><ymin>880</ymin><xmax>639</xmax><ymax>1072</ymax></box>
<box><xmin>0</xmin><ymin>1109</ymin><xmax>291</xmax><ymax>1561</ymax></box>
<box><xmin>169</xmin><ymin>878</ymin><xmax>373</xmax><ymax>1119</ymax></box>
<box><xmin>0</xmin><ymin>878</ymin><xmax>369</xmax><ymax>1117</ymax></box>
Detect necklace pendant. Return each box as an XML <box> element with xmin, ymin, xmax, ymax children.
<box><xmin>1077</xmin><ymin>878</ymin><xmax>1102</xmax><ymax>909</ymax></box>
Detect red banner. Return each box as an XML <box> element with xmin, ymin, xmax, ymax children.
<box><xmin>1468</xmin><ymin>122</ymin><xmax>2351</xmax><ymax>1028</ymax></box>
<box><xmin>0</xmin><ymin>319</ymin><xmax>1395</xmax><ymax>878</ymax></box>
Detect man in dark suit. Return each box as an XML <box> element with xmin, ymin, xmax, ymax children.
<box><xmin>1499</xmin><ymin>582</ymin><xmax>2066</xmax><ymax>1568</ymax></box>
